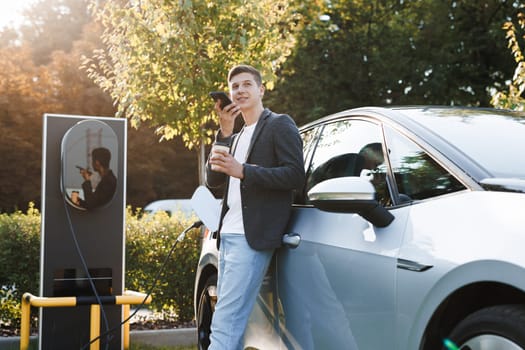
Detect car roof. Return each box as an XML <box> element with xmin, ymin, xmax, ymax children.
<box><xmin>298</xmin><ymin>106</ymin><xmax>525</xmax><ymax>185</ymax></box>
<box><xmin>144</xmin><ymin>199</ymin><xmax>193</xmax><ymax>215</ymax></box>
<box><xmin>299</xmin><ymin>106</ymin><xmax>525</xmax><ymax>130</ymax></box>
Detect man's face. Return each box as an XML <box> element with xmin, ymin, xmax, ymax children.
<box><xmin>229</xmin><ymin>72</ymin><xmax>264</xmax><ymax>110</ymax></box>
<box><xmin>92</xmin><ymin>158</ymin><xmax>101</xmax><ymax>173</ymax></box>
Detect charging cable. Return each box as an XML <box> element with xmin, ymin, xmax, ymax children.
<box><xmin>80</xmin><ymin>220</ymin><xmax>203</xmax><ymax>349</ymax></box>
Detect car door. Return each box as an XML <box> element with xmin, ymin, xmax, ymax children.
<box><xmin>275</xmin><ymin>117</ymin><xmax>410</xmax><ymax>349</ymax></box>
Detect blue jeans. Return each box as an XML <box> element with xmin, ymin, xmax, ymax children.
<box><xmin>209</xmin><ymin>233</ymin><xmax>274</xmax><ymax>350</ymax></box>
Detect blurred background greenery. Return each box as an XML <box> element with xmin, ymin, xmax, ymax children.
<box><xmin>0</xmin><ymin>207</ymin><xmax>200</xmax><ymax>332</ymax></box>
<box><xmin>1</xmin><ymin>0</ymin><xmax>525</xmax><ymax>213</ymax></box>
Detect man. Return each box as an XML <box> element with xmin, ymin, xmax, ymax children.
<box><xmin>206</xmin><ymin>64</ymin><xmax>305</xmax><ymax>349</ymax></box>
<box><xmin>78</xmin><ymin>147</ymin><xmax>117</xmax><ymax>209</ymax></box>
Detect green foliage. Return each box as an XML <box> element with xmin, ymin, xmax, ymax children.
<box><xmin>269</xmin><ymin>0</ymin><xmax>520</xmax><ymax>125</ymax></box>
<box><xmin>126</xmin><ymin>207</ymin><xmax>201</xmax><ymax>322</ymax></box>
<box><xmin>0</xmin><ymin>204</ymin><xmax>41</xmax><ymax>297</ymax></box>
<box><xmin>491</xmin><ymin>9</ymin><xmax>525</xmax><ymax>110</ymax></box>
<box><xmin>0</xmin><ymin>285</ymin><xmax>22</xmax><ymax>329</ymax></box>
<box><xmin>2</xmin><ymin>0</ymin><xmax>523</xmax><ymax>212</ymax></box>
<box><xmin>0</xmin><ymin>206</ymin><xmax>202</xmax><ymax>328</ymax></box>
<box><xmin>0</xmin><ymin>204</ymin><xmax>41</xmax><ymax>332</ymax></box>
<box><xmin>84</xmin><ymin>0</ymin><xmax>301</xmax><ymax>150</ymax></box>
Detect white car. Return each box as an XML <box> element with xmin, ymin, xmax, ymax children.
<box><xmin>194</xmin><ymin>106</ymin><xmax>525</xmax><ymax>350</ymax></box>
<box><xmin>144</xmin><ymin>199</ymin><xmax>195</xmax><ymax>218</ymax></box>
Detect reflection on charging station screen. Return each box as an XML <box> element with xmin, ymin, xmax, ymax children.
<box><xmin>61</xmin><ymin>119</ymin><xmax>119</xmax><ymax>210</ymax></box>
<box><xmin>53</xmin><ymin>268</ymin><xmax>112</xmax><ymax>297</ymax></box>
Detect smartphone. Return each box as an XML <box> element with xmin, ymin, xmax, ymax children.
<box><xmin>209</xmin><ymin>91</ymin><xmax>233</xmax><ymax>109</ymax></box>
<box><xmin>76</xmin><ymin>165</ymin><xmax>91</xmax><ymax>174</ymax></box>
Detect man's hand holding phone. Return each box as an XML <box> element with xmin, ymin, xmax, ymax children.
<box><xmin>209</xmin><ymin>91</ymin><xmax>241</xmax><ymax>137</ymax></box>
<box><xmin>209</xmin><ymin>91</ymin><xmax>232</xmax><ymax>109</ymax></box>
<box><xmin>76</xmin><ymin>165</ymin><xmax>92</xmax><ymax>181</ymax></box>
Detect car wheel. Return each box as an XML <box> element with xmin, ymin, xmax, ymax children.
<box><xmin>444</xmin><ymin>305</ymin><xmax>525</xmax><ymax>350</ymax></box>
<box><xmin>197</xmin><ymin>274</ymin><xmax>217</xmax><ymax>350</ymax></box>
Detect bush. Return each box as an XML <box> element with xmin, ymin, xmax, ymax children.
<box><xmin>0</xmin><ymin>203</ymin><xmax>41</xmax><ymax>298</ymax></box>
<box><xmin>0</xmin><ymin>204</ymin><xmax>40</xmax><ymax>332</ymax></box>
<box><xmin>126</xmin><ymin>208</ymin><xmax>201</xmax><ymax>322</ymax></box>
<box><xmin>0</xmin><ymin>285</ymin><xmax>22</xmax><ymax>329</ymax></box>
<box><xmin>0</xmin><ymin>205</ymin><xmax>201</xmax><ymax>328</ymax></box>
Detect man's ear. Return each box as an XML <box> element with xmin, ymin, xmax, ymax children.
<box><xmin>259</xmin><ymin>84</ymin><xmax>265</xmax><ymax>97</ymax></box>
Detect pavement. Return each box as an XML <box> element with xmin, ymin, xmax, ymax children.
<box><xmin>131</xmin><ymin>327</ymin><xmax>197</xmax><ymax>347</ymax></box>
<box><xmin>0</xmin><ymin>328</ymin><xmax>197</xmax><ymax>349</ymax></box>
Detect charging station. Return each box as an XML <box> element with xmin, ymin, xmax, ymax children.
<box><xmin>40</xmin><ymin>114</ymin><xmax>126</xmax><ymax>349</ymax></box>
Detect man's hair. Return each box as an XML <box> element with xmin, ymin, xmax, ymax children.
<box><xmin>92</xmin><ymin>147</ymin><xmax>111</xmax><ymax>168</ymax></box>
<box><xmin>228</xmin><ymin>64</ymin><xmax>262</xmax><ymax>86</ymax></box>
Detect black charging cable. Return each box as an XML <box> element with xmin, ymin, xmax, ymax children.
<box><xmin>80</xmin><ymin>219</ymin><xmax>203</xmax><ymax>349</ymax></box>
<box><xmin>63</xmin><ymin>201</ymin><xmax>112</xmax><ymax>350</ymax></box>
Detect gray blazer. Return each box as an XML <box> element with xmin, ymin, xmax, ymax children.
<box><xmin>206</xmin><ymin>108</ymin><xmax>305</xmax><ymax>250</ymax></box>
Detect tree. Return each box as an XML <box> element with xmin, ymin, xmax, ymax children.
<box><xmin>0</xmin><ymin>0</ymin><xmax>105</xmax><ymax>212</ymax></box>
<box><xmin>491</xmin><ymin>9</ymin><xmax>525</xmax><ymax>110</ymax></box>
<box><xmin>0</xmin><ymin>46</ymin><xmax>63</xmax><ymax>212</ymax></box>
<box><xmin>404</xmin><ymin>0</ymin><xmax>518</xmax><ymax>107</ymax></box>
<box><xmin>0</xmin><ymin>10</ymin><xmax>202</xmax><ymax>211</ymax></box>
<box><xmin>20</xmin><ymin>0</ymin><xmax>92</xmax><ymax>65</ymax></box>
<box><xmin>84</xmin><ymin>0</ymin><xmax>301</xmax><ymax>183</ymax></box>
<box><xmin>268</xmin><ymin>0</ymin><xmax>520</xmax><ymax>126</ymax></box>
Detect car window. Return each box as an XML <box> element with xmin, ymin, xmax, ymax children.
<box><xmin>301</xmin><ymin>126</ymin><xmax>320</xmax><ymax>166</ymax></box>
<box><xmin>305</xmin><ymin>119</ymin><xmax>393</xmax><ymax>206</ymax></box>
<box><xmin>384</xmin><ymin>126</ymin><xmax>466</xmax><ymax>202</ymax></box>
<box><xmin>294</xmin><ymin>126</ymin><xmax>321</xmax><ymax>204</ymax></box>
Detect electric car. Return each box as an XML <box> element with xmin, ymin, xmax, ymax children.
<box><xmin>194</xmin><ymin>106</ymin><xmax>525</xmax><ymax>350</ymax></box>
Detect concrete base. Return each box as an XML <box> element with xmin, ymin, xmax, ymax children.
<box><xmin>130</xmin><ymin>328</ymin><xmax>197</xmax><ymax>347</ymax></box>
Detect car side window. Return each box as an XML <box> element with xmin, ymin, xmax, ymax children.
<box><xmin>294</xmin><ymin>126</ymin><xmax>321</xmax><ymax>205</ymax></box>
<box><xmin>301</xmin><ymin>127</ymin><xmax>320</xmax><ymax>166</ymax></box>
<box><xmin>305</xmin><ymin>119</ymin><xmax>393</xmax><ymax>207</ymax></box>
<box><xmin>384</xmin><ymin>126</ymin><xmax>466</xmax><ymax>202</ymax></box>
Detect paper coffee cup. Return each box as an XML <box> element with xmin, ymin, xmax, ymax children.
<box><xmin>211</xmin><ymin>143</ymin><xmax>230</xmax><ymax>171</ymax></box>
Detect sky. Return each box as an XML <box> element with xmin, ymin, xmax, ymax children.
<box><xmin>0</xmin><ymin>0</ymin><xmax>38</xmax><ymax>30</ymax></box>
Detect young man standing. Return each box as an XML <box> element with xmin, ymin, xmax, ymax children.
<box><xmin>206</xmin><ymin>64</ymin><xmax>305</xmax><ymax>349</ymax></box>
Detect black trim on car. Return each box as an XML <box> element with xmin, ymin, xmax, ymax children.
<box><xmin>397</xmin><ymin>258</ymin><xmax>433</xmax><ymax>272</ymax></box>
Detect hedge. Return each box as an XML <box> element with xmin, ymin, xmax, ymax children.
<box><xmin>0</xmin><ymin>204</ymin><xmax>201</xmax><ymax>329</ymax></box>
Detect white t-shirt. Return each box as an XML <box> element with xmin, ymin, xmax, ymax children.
<box><xmin>221</xmin><ymin>122</ymin><xmax>257</xmax><ymax>234</ymax></box>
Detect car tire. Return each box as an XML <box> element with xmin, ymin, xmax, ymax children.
<box><xmin>197</xmin><ymin>274</ymin><xmax>217</xmax><ymax>350</ymax></box>
<box><xmin>444</xmin><ymin>305</ymin><xmax>525</xmax><ymax>350</ymax></box>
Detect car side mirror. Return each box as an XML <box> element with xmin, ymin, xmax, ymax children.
<box><xmin>307</xmin><ymin>177</ymin><xmax>394</xmax><ymax>227</ymax></box>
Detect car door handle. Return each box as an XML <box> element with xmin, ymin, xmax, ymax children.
<box><xmin>282</xmin><ymin>233</ymin><xmax>301</xmax><ymax>248</ymax></box>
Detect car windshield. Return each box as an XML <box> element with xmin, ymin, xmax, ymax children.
<box><xmin>401</xmin><ymin>108</ymin><xmax>525</xmax><ymax>179</ymax></box>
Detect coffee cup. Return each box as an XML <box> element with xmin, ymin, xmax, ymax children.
<box><xmin>211</xmin><ymin>142</ymin><xmax>230</xmax><ymax>171</ymax></box>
